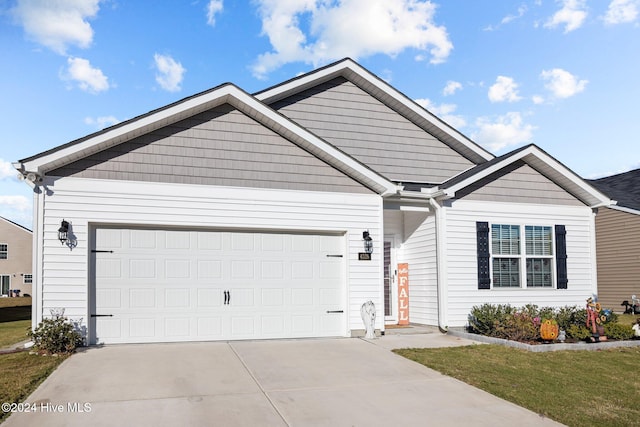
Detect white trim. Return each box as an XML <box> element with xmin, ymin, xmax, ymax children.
<box><xmin>429</xmin><ymin>198</ymin><xmax>448</xmax><ymax>330</ymax></box>
<box><xmin>15</xmin><ymin>84</ymin><xmax>397</xmax><ymax>197</ymax></box>
<box><xmin>32</xmin><ymin>188</ymin><xmax>44</xmax><ymax>328</ymax></box>
<box><xmin>607</xmin><ymin>204</ymin><xmax>640</xmax><ymax>216</ymax></box>
<box><xmin>256</xmin><ymin>59</ymin><xmax>494</xmax><ymax>164</ymax></box>
<box><xmin>442</xmin><ymin>145</ymin><xmax>612</xmax><ymax>208</ymax></box>
<box><xmin>589</xmin><ymin>209</ymin><xmax>599</xmax><ymax>296</ymax></box>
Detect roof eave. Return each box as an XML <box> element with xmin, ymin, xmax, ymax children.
<box><xmin>441</xmin><ymin>145</ymin><xmax>612</xmax><ymax>208</ymax></box>
<box><xmin>255</xmin><ymin>58</ymin><xmax>494</xmax><ymax>165</ymax></box>
<box><xmin>15</xmin><ymin>83</ymin><xmax>397</xmax><ymax>196</ymax></box>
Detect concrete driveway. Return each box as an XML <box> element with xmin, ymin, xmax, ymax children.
<box><xmin>3</xmin><ymin>332</ymin><xmax>562</xmax><ymax>426</ymax></box>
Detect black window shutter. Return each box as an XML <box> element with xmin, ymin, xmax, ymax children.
<box><xmin>555</xmin><ymin>225</ymin><xmax>568</xmax><ymax>289</ymax></box>
<box><xmin>476</xmin><ymin>222</ymin><xmax>491</xmax><ymax>289</ymax></box>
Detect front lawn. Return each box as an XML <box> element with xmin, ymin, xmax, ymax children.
<box><xmin>0</xmin><ymin>320</ymin><xmax>31</xmax><ymax>348</ymax></box>
<box><xmin>395</xmin><ymin>345</ymin><xmax>640</xmax><ymax>427</ymax></box>
<box><xmin>0</xmin><ymin>352</ymin><xmax>67</xmax><ymax>423</ymax></box>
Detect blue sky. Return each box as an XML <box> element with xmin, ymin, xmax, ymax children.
<box><xmin>1</xmin><ymin>0</ymin><xmax>639</xmax><ymax>228</ymax></box>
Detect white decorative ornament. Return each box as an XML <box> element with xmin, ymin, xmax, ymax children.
<box><xmin>360</xmin><ymin>300</ymin><xmax>376</xmax><ymax>339</ymax></box>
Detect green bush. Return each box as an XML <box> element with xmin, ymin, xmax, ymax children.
<box><xmin>468</xmin><ymin>304</ymin><xmax>514</xmax><ymax>336</ymax></box>
<box><xmin>566</xmin><ymin>324</ymin><xmax>592</xmax><ymax>341</ymax></box>
<box><xmin>604</xmin><ymin>323</ymin><xmax>635</xmax><ymax>340</ymax></box>
<box><xmin>493</xmin><ymin>312</ymin><xmax>540</xmax><ymax>342</ymax></box>
<box><xmin>28</xmin><ymin>317</ymin><xmax>83</xmax><ymax>354</ymax></box>
<box><xmin>555</xmin><ymin>305</ymin><xmax>579</xmax><ymax>331</ymax></box>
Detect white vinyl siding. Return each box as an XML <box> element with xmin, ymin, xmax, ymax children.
<box><xmin>444</xmin><ymin>200</ymin><xmax>596</xmax><ymax>327</ymax></box>
<box><xmin>37</xmin><ymin>176</ymin><xmax>383</xmax><ymax>339</ymax></box>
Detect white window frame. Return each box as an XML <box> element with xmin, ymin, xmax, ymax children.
<box><xmin>490</xmin><ymin>224</ymin><xmax>556</xmax><ymax>289</ymax></box>
<box><xmin>0</xmin><ymin>243</ymin><xmax>7</xmax><ymax>260</ymax></box>
<box><xmin>24</xmin><ymin>274</ymin><xmax>33</xmax><ymax>284</ymax></box>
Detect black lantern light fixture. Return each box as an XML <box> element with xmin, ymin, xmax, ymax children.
<box><xmin>58</xmin><ymin>220</ymin><xmax>70</xmax><ymax>245</ymax></box>
<box><xmin>362</xmin><ymin>230</ymin><xmax>373</xmax><ymax>254</ymax></box>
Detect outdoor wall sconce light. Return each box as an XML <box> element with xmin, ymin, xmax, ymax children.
<box><xmin>362</xmin><ymin>230</ymin><xmax>373</xmax><ymax>254</ymax></box>
<box><xmin>58</xmin><ymin>220</ymin><xmax>70</xmax><ymax>245</ymax></box>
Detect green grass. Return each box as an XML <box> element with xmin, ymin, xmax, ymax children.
<box><xmin>395</xmin><ymin>345</ymin><xmax>640</xmax><ymax>427</ymax></box>
<box><xmin>0</xmin><ymin>352</ymin><xmax>67</xmax><ymax>423</ymax></box>
<box><xmin>617</xmin><ymin>313</ymin><xmax>640</xmax><ymax>326</ymax></box>
<box><xmin>0</xmin><ymin>304</ymin><xmax>67</xmax><ymax>424</ymax></box>
<box><xmin>0</xmin><ymin>320</ymin><xmax>31</xmax><ymax>348</ymax></box>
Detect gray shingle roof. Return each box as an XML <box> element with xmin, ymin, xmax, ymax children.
<box><xmin>588</xmin><ymin>168</ymin><xmax>640</xmax><ymax>211</ymax></box>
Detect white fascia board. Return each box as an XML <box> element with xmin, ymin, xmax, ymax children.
<box><xmin>255</xmin><ymin>59</ymin><xmax>494</xmax><ymax>163</ymax></box>
<box><xmin>443</xmin><ymin>145</ymin><xmax>612</xmax><ymax>208</ymax></box>
<box><xmin>18</xmin><ymin>86</ymin><xmax>236</xmax><ymax>174</ymax></box>
<box><xmin>608</xmin><ymin>204</ymin><xmax>639</xmax><ymax>216</ymax></box>
<box><xmin>17</xmin><ymin>82</ymin><xmax>396</xmax><ymax>196</ymax></box>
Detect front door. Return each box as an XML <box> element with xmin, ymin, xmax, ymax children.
<box><xmin>383</xmin><ymin>237</ymin><xmax>397</xmax><ymax>323</ymax></box>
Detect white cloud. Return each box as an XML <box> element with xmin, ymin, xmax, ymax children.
<box><xmin>484</xmin><ymin>4</ymin><xmax>527</xmax><ymax>31</ymax></box>
<box><xmin>84</xmin><ymin>116</ymin><xmax>119</xmax><ymax>129</ymax></box>
<box><xmin>544</xmin><ymin>0</ymin><xmax>587</xmax><ymax>33</ymax></box>
<box><xmin>532</xmin><ymin>95</ymin><xmax>545</xmax><ymax>104</ymax></box>
<box><xmin>206</xmin><ymin>0</ymin><xmax>224</xmax><ymax>26</ymax></box>
<box><xmin>488</xmin><ymin>76</ymin><xmax>522</xmax><ymax>103</ymax></box>
<box><xmin>603</xmin><ymin>0</ymin><xmax>639</xmax><ymax>24</ymax></box>
<box><xmin>540</xmin><ymin>68</ymin><xmax>587</xmax><ymax>99</ymax></box>
<box><xmin>64</xmin><ymin>57</ymin><xmax>110</xmax><ymax>93</ymax></box>
<box><xmin>415</xmin><ymin>98</ymin><xmax>466</xmax><ymax>129</ymax></box>
<box><xmin>154</xmin><ymin>54</ymin><xmax>186</xmax><ymax>92</ymax></box>
<box><xmin>12</xmin><ymin>0</ymin><xmax>101</xmax><ymax>54</ymax></box>
<box><xmin>0</xmin><ymin>195</ymin><xmax>30</xmax><ymax>212</ymax></box>
<box><xmin>0</xmin><ymin>159</ymin><xmax>18</xmax><ymax>180</ymax></box>
<box><xmin>443</xmin><ymin>80</ymin><xmax>462</xmax><ymax>96</ymax></box>
<box><xmin>0</xmin><ymin>195</ymin><xmax>32</xmax><ymax>229</ymax></box>
<box><xmin>252</xmin><ymin>0</ymin><xmax>453</xmax><ymax>78</ymax></box>
<box><xmin>473</xmin><ymin>112</ymin><xmax>535</xmax><ymax>152</ymax></box>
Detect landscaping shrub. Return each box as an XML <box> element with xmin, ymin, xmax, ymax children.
<box><xmin>493</xmin><ymin>312</ymin><xmax>540</xmax><ymax>342</ymax></box>
<box><xmin>555</xmin><ymin>305</ymin><xmax>579</xmax><ymax>331</ymax></box>
<box><xmin>467</xmin><ymin>303</ymin><xmax>630</xmax><ymax>343</ymax></box>
<box><xmin>604</xmin><ymin>323</ymin><xmax>635</xmax><ymax>340</ymax></box>
<box><xmin>28</xmin><ymin>317</ymin><xmax>83</xmax><ymax>355</ymax></box>
<box><xmin>467</xmin><ymin>304</ymin><xmax>514</xmax><ymax>336</ymax></box>
<box><xmin>566</xmin><ymin>324</ymin><xmax>591</xmax><ymax>341</ymax></box>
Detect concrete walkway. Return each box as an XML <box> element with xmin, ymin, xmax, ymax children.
<box><xmin>3</xmin><ymin>331</ymin><xmax>562</xmax><ymax>427</ymax></box>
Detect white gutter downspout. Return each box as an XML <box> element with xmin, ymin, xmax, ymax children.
<box><xmin>429</xmin><ymin>197</ymin><xmax>448</xmax><ymax>333</ymax></box>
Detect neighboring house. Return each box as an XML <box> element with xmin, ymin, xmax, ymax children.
<box><xmin>588</xmin><ymin>169</ymin><xmax>640</xmax><ymax>311</ymax></box>
<box><xmin>0</xmin><ymin>216</ymin><xmax>33</xmax><ymax>297</ymax></box>
<box><xmin>13</xmin><ymin>59</ymin><xmax>610</xmax><ymax>345</ymax></box>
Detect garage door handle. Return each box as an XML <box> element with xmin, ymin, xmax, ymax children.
<box><xmin>224</xmin><ymin>290</ymin><xmax>230</xmax><ymax>305</ymax></box>
<box><xmin>91</xmin><ymin>314</ymin><xmax>113</xmax><ymax>317</ymax></box>
<box><xmin>326</xmin><ymin>310</ymin><xmax>343</xmax><ymax>313</ymax></box>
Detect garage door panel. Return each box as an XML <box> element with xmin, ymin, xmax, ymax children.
<box><xmin>197</xmin><ymin>288</ymin><xmax>223</xmax><ymax>307</ymax></box>
<box><xmin>93</xmin><ymin>228</ymin><xmax>345</xmax><ymax>344</ymax></box>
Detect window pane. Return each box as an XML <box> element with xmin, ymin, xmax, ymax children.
<box><xmin>491</xmin><ymin>225</ymin><xmax>520</xmax><ymax>255</ymax></box>
<box><xmin>0</xmin><ymin>244</ymin><xmax>7</xmax><ymax>260</ymax></box>
<box><xmin>526</xmin><ymin>258</ymin><xmax>553</xmax><ymax>287</ymax></box>
<box><xmin>525</xmin><ymin>226</ymin><xmax>552</xmax><ymax>256</ymax></box>
<box><xmin>492</xmin><ymin>258</ymin><xmax>520</xmax><ymax>287</ymax></box>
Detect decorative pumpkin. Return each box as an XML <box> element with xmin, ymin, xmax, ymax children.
<box><xmin>540</xmin><ymin>319</ymin><xmax>559</xmax><ymax>341</ymax></box>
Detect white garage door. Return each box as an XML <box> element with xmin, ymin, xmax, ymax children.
<box><xmin>91</xmin><ymin>227</ymin><xmax>346</xmax><ymax>344</ymax></box>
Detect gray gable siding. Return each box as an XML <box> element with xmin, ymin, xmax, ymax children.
<box><xmin>49</xmin><ymin>104</ymin><xmax>372</xmax><ymax>194</ymax></box>
<box><xmin>270</xmin><ymin>77</ymin><xmax>475</xmax><ymax>184</ymax></box>
<box><xmin>456</xmin><ymin>161</ymin><xmax>584</xmax><ymax>206</ymax></box>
